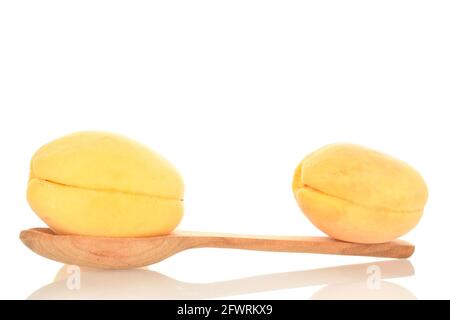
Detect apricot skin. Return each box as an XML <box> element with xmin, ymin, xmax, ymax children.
<box><xmin>27</xmin><ymin>131</ymin><xmax>184</xmax><ymax>237</ymax></box>
<box><xmin>292</xmin><ymin>144</ymin><xmax>428</xmax><ymax>244</ymax></box>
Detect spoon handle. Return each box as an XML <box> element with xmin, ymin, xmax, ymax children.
<box><xmin>175</xmin><ymin>231</ymin><xmax>414</xmax><ymax>259</ymax></box>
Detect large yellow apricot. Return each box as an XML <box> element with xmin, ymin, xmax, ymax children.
<box><xmin>292</xmin><ymin>144</ymin><xmax>428</xmax><ymax>244</ymax></box>
<box><xmin>27</xmin><ymin>131</ymin><xmax>184</xmax><ymax>237</ymax></box>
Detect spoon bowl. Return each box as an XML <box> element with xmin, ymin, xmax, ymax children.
<box><xmin>20</xmin><ymin>228</ymin><xmax>415</xmax><ymax>269</ymax></box>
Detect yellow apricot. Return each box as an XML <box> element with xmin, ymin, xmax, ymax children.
<box><xmin>292</xmin><ymin>144</ymin><xmax>428</xmax><ymax>243</ymax></box>
<box><xmin>27</xmin><ymin>131</ymin><xmax>184</xmax><ymax>237</ymax></box>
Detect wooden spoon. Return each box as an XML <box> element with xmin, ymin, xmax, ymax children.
<box><xmin>20</xmin><ymin>228</ymin><xmax>414</xmax><ymax>269</ymax></box>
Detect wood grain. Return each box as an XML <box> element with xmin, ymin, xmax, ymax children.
<box><xmin>20</xmin><ymin>228</ymin><xmax>414</xmax><ymax>269</ymax></box>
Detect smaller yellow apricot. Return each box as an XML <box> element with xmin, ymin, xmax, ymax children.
<box><xmin>292</xmin><ymin>144</ymin><xmax>428</xmax><ymax>244</ymax></box>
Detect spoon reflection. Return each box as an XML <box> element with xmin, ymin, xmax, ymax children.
<box><xmin>28</xmin><ymin>260</ymin><xmax>415</xmax><ymax>300</ymax></box>
<box><xmin>311</xmin><ymin>281</ymin><xmax>416</xmax><ymax>300</ymax></box>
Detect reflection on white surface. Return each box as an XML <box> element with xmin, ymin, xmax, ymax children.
<box><xmin>311</xmin><ymin>281</ymin><xmax>416</xmax><ymax>300</ymax></box>
<box><xmin>28</xmin><ymin>260</ymin><xmax>415</xmax><ymax>300</ymax></box>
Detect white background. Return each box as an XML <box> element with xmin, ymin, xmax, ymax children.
<box><xmin>0</xmin><ymin>1</ymin><xmax>449</xmax><ymax>299</ymax></box>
